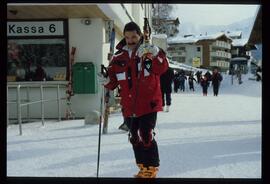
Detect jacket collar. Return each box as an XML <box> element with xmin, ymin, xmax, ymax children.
<box><xmin>115</xmin><ymin>37</ymin><xmax>144</xmax><ymax>52</ymax></box>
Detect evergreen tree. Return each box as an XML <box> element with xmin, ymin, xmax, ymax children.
<box><xmin>152</xmin><ymin>4</ymin><xmax>179</xmax><ymax>37</ymax></box>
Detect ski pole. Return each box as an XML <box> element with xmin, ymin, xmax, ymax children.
<box><xmin>102</xmin><ymin>26</ymin><xmax>115</xmax><ymax>134</ymax></box>
<box><xmin>97</xmin><ymin>76</ymin><xmax>104</xmax><ymax>178</ymax></box>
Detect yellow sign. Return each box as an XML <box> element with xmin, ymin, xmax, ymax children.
<box><xmin>192</xmin><ymin>57</ymin><xmax>201</xmax><ymax>67</ymax></box>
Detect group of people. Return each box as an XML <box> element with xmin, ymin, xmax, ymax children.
<box><xmin>199</xmin><ymin>69</ymin><xmax>223</xmax><ymax>96</ymax></box>
<box><xmin>160</xmin><ymin>68</ymin><xmax>223</xmax><ymax>99</ymax></box>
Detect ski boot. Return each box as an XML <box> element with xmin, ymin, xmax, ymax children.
<box><xmin>134</xmin><ymin>164</ymin><xmax>145</xmax><ymax>178</ymax></box>
<box><xmin>141</xmin><ymin>166</ymin><xmax>159</xmax><ymax>178</ymax></box>
<box><xmin>118</xmin><ymin>122</ymin><xmax>129</xmax><ymax>131</ymax></box>
<box><xmin>134</xmin><ymin>164</ymin><xmax>159</xmax><ymax>178</ymax></box>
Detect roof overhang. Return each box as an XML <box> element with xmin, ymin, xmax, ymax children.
<box><xmin>7</xmin><ymin>4</ymin><xmax>108</xmax><ymax>19</ymax></box>
<box><xmin>7</xmin><ymin>4</ymin><xmax>124</xmax><ymax>37</ymax></box>
<box><xmin>248</xmin><ymin>6</ymin><xmax>262</xmax><ymax>45</ymax></box>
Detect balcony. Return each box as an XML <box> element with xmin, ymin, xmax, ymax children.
<box><xmin>210</xmin><ymin>60</ymin><xmax>230</xmax><ymax>68</ymax></box>
<box><xmin>169</xmin><ymin>51</ymin><xmax>186</xmax><ymax>57</ymax></box>
<box><xmin>212</xmin><ymin>41</ymin><xmax>231</xmax><ymax>49</ymax></box>
<box><xmin>210</xmin><ymin>51</ymin><xmax>231</xmax><ymax>59</ymax></box>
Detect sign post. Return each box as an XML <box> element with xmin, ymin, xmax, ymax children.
<box><xmin>192</xmin><ymin>57</ymin><xmax>201</xmax><ymax>68</ymax></box>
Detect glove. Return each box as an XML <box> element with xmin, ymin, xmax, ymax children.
<box><xmin>144</xmin><ymin>56</ymin><xmax>152</xmax><ymax>73</ymax></box>
<box><xmin>137</xmin><ymin>44</ymin><xmax>159</xmax><ymax>58</ymax></box>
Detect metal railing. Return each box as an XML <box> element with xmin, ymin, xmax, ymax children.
<box><xmin>7</xmin><ymin>83</ymin><xmax>67</xmax><ymax>135</ymax></box>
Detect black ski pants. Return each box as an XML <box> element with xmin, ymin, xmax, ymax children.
<box><xmin>202</xmin><ymin>86</ymin><xmax>208</xmax><ymax>95</ymax></box>
<box><xmin>174</xmin><ymin>81</ymin><xmax>180</xmax><ymax>93</ymax></box>
<box><xmin>213</xmin><ymin>84</ymin><xmax>220</xmax><ymax>96</ymax></box>
<box><xmin>126</xmin><ymin>112</ymin><xmax>160</xmax><ymax>167</ymax></box>
<box><xmin>161</xmin><ymin>90</ymin><xmax>172</xmax><ymax>106</ymax></box>
<box><xmin>189</xmin><ymin>82</ymin><xmax>194</xmax><ymax>91</ymax></box>
<box><xmin>179</xmin><ymin>81</ymin><xmax>185</xmax><ymax>91</ymax></box>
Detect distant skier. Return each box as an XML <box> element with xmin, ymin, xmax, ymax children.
<box><xmin>236</xmin><ymin>67</ymin><xmax>242</xmax><ymax>84</ymax></box>
<box><xmin>211</xmin><ymin>68</ymin><xmax>223</xmax><ymax>96</ymax></box>
<box><xmin>160</xmin><ymin>67</ymin><xmax>174</xmax><ymax>112</ymax></box>
<box><xmin>200</xmin><ymin>75</ymin><xmax>209</xmax><ymax>96</ymax></box>
<box><xmin>173</xmin><ymin>71</ymin><xmax>180</xmax><ymax>93</ymax></box>
<box><xmin>195</xmin><ymin>71</ymin><xmax>202</xmax><ymax>84</ymax></box>
<box><xmin>178</xmin><ymin>71</ymin><xmax>187</xmax><ymax>92</ymax></box>
<box><xmin>204</xmin><ymin>71</ymin><xmax>212</xmax><ymax>86</ymax></box>
<box><xmin>188</xmin><ymin>73</ymin><xmax>196</xmax><ymax>91</ymax></box>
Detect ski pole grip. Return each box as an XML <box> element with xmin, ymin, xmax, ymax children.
<box><xmin>101</xmin><ymin>64</ymin><xmax>108</xmax><ymax>78</ymax></box>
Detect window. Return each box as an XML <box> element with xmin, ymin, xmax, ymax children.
<box><xmin>7</xmin><ymin>38</ymin><xmax>67</xmax><ymax>82</ymax></box>
<box><xmin>172</xmin><ymin>57</ymin><xmax>180</xmax><ymax>62</ymax></box>
<box><xmin>197</xmin><ymin>47</ymin><xmax>201</xmax><ymax>52</ymax></box>
<box><xmin>179</xmin><ymin>57</ymin><xmax>185</xmax><ymax>63</ymax></box>
<box><xmin>179</xmin><ymin>47</ymin><xmax>186</xmax><ymax>51</ymax></box>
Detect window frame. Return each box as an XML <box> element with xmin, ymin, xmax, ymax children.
<box><xmin>7</xmin><ymin>19</ymin><xmax>69</xmax><ymax>82</ymax></box>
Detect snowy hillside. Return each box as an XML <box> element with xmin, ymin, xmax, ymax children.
<box><xmin>178</xmin><ymin>17</ymin><xmax>254</xmax><ymax>39</ymax></box>
<box><xmin>7</xmin><ymin>73</ymin><xmax>261</xmax><ymax>178</ymax></box>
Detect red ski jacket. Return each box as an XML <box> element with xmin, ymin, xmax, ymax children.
<box><xmin>104</xmin><ymin>39</ymin><xmax>168</xmax><ymax>118</ymax></box>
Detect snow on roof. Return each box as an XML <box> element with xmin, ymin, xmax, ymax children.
<box><xmin>152</xmin><ymin>34</ymin><xmax>167</xmax><ymax>39</ymax></box>
<box><xmin>168</xmin><ymin>32</ymin><xmax>233</xmax><ymax>44</ymax></box>
<box><xmin>196</xmin><ymin>32</ymin><xmax>232</xmax><ymax>41</ymax></box>
<box><xmin>168</xmin><ymin>36</ymin><xmax>198</xmax><ymax>44</ymax></box>
<box><xmin>232</xmin><ymin>38</ymin><xmax>248</xmax><ymax>47</ymax></box>
<box><xmin>226</xmin><ymin>31</ymin><xmax>242</xmax><ymax>38</ymax></box>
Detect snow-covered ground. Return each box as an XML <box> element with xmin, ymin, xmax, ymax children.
<box><xmin>7</xmin><ymin>73</ymin><xmax>261</xmax><ymax>178</ymax></box>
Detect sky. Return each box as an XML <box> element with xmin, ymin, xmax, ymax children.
<box><xmin>171</xmin><ymin>4</ymin><xmax>259</xmax><ymax>26</ymax></box>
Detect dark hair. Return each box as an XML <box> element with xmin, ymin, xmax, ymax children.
<box><xmin>123</xmin><ymin>22</ymin><xmax>142</xmax><ymax>35</ymax></box>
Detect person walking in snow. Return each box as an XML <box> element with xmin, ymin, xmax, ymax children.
<box><xmin>188</xmin><ymin>72</ymin><xmax>196</xmax><ymax>91</ymax></box>
<box><xmin>104</xmin><ymin>22</ymin><xmax>168</xmax><ymax>178</ymax></box>
<box><xmin>195</xmin><ymin>70</ymin><xmax>202</xmax><ymax>84</ymax></box>
<box><xmin>173</xmin><ymin>71</ymin><xmax>180</xmax><ymax>93</ymax></box>
<box><xmin>160</xmin><ymin>67</ymin><xmax>174</xmax><ymax>112</ymax></box>
<box><xmin>211</xmin><ymin>68</ymin><xmax>223</xmax><ymax>96</ymax></box>
<box><xmin>178</xmin><ymin>71</ymin><xmax>187</xmax><ymax>92</ymax></box>
<box><xmin>236</xmin><ymin>67</ymin><xmax>243</xmax><ymax>84</ymax></box>
<box><xmin>204</xmin><ymin>71</ymin><xmax>212</xmax><ymax>86</ymax></box>
<box><xmin>200</xmin><ymin>75</ymin><xmax>209</xmax><ymax>96</ymax></box>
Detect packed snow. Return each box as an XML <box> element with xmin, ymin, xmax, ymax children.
<box><xmin>7</xmin><ymin>73</ymin><xmax>261</xmax><ymax>178</ymax></box>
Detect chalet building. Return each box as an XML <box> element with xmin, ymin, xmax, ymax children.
<box><xmin>224</xmin><ymin>30</ymin><xmax>256</xmax><ymax>60</ymax></box>
<box><xmin>196</xmin><ymin>33</ymin><xmax>232</xmax><ymax>71</ymax></box>
<box><xmin>168</xmin><ymin>33</ymin><xmax>233</xmax><ymax>71</ymax></box>
<box><xmin>167</xmin><ymin>36</ymin><xmax>202</xmax><ymax>67</ymax></box>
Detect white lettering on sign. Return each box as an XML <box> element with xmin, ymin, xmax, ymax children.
<box><xmin>7</xmin><ymin>21</ymin><xmax>64</xmax><ymax>36</ymax></box>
